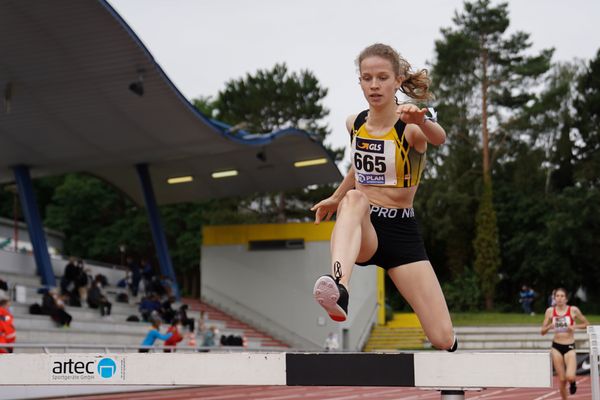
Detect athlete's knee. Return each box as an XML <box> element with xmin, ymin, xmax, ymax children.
<box><xmin>431</xmin><ymin>336</ymin><xmax>455</xmax><ymax>351</ymax></box>
<box><xmin>429</xmin><ymin>328</ymin><xmax>455</xmax><ymax>351</ymax></box>
<box><xmin>340</xmin><ymin>190</ymin><xmax>369</xmax><ymax>212</ymax></box>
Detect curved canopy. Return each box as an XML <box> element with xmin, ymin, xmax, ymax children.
<box><xmin>0</xmin><ymin>0</ymin><xmax>341</xmax><ymax>204</ymax></box>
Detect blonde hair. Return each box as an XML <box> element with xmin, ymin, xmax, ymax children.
<box><xmin>357</xmin><ymin>43</ymin><xmax>433</xmax><ymax>101</ymax></box>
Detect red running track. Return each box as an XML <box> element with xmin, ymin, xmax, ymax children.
<box><xmin>49</xmin><ymin>376</ymin><xmax>592</xmax><ymax>400</ymax></box>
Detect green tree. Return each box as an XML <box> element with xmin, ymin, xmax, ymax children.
<box><xmin>573</xmin><ymin>49</ymin><xmax>600</xmax><ymax>187</ymax></box>
<box><xmin>192</xmin><ymin>95</ymin><xmax>219</xmax><ymax>120</ymax></box>
<box><xmin>473</xmin><ymin>181</ymin><xmax>500</xmax><ymax>309</ymax></box>
<box><xmin>213</xmin><ymin>64</ymin><xmax>331</xmax><ymax>143</ymax></box>
<box><xmin>511</xmin><ymin>62</ymin><xmax>583</xmax><ymax>194</ymax></box>
<box><xmin>193</xmin><ymin>63</ymin><xmax>342</xmax><ymax>223</ymax></box>
<box><xmin>430</xmin><ymin>0</ymin><xmax>553</xmax><ymax>309</ymax></box>
<box><xmin>0</xmin><ymin>184</ymin><xmax>17</xmax><ymax>222</ymax></box>
<box><xmin>44</xmin><ymin>174</ymin><xmax>153</xmax><ymax>262</ymax></box>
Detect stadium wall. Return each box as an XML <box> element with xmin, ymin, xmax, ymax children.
<box><xmin>201</xmin><ymin>222</ymin><xmax>379</xmax><ymax>350</ymax></box>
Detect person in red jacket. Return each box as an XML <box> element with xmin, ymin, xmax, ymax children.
<box><xmin>164</xmin><ymin>318</ymin><xmax>184</xmax><ymax>352</ymax></box>
<box><xmin>0</xmin><ymin>299</ymin><xmax>16</xmax><ymax>354</ymax></box>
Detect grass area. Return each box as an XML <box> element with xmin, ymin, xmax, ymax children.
<box><xmin>450</xmin><ymin>312</ymin><xmax>600</xmax><ymax>326</ymax></box>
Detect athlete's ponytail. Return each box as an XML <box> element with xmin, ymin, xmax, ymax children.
<box><xmin>400</xmin><ymin>68</ymin><xmax>433</xmax><ymax>101</ymax></box>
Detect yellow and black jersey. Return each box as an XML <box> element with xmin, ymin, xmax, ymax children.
<box><xmin>350</xmin><ymin>110</ymin><xmax>426</xmax><ymax>188</ymax></box>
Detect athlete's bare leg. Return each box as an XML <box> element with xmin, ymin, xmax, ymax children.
<box><xmin>551</xmin><ymin>349</ymin><xmax>568</xmax><ymax>400</ymax></box>
<box><xmin>330</xmin><ymin>190</ymin><xmax>377</xmax><ymax>287</ymax></box>
<box><xmin>564</xmin><ymin>350</ymin><xmax>577</xmax><ymax>395</ymax></box>
<box><xmin>387</xmin><ymin>260</ymin><xmax>454</xmax><ymax>350</ymax></box>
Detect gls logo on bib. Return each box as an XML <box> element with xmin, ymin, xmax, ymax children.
<box><xmin>356</xmin><ymin>137</ymin><xmax>383</xmax><ymax>153</ymax></box>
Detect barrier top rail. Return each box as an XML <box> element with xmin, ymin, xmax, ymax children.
<box><xmin>0</xmin><ymin>351</ymin><xmax>552</xmax><ymax>388</ymax></box>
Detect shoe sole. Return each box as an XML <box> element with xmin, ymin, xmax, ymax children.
<box><xmin>313</xmin><ymin>276</ymin><xmax>347</xmax><ymax>322</ymax></box>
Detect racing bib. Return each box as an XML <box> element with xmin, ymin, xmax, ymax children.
<box><xmin>553</xmin><ymin>316</ymin><xmax>571</xmax><ymax>333</ymax></box>
<box><xmin>352</xmin><ymin>136</ymin><xmax>397</xmax><ymax>186</ymax></box>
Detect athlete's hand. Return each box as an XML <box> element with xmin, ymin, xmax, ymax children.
<box><xmin>310</xmin><ymin>197</ymin><xmax>339</xmax><ymax>225</ymax></box>
<box><xmin>396</xmin><ymin>103</ymin><xmax>428</xmax><ymax>125</ymax></box>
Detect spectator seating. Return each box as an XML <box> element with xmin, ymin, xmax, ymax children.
<box><xmin>0</xmin><ymin>253</ymin><xmax>289</xmax><ymax>352</ymax></box>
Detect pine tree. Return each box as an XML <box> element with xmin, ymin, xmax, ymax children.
<box><xmin>473</xmin><ymin>181</ymin><xmax>500</xmax><ymax>309</ymax></box>
<box><xmin>431</xmin><ymin>0</ymin><xmax>552</xmax><ymax>308</ymax></box>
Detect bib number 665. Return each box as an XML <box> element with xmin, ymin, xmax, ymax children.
<box><xmin>354</xmin><ymin>153</ymin><xmax>386</xmax><ymax>173</ymax></box>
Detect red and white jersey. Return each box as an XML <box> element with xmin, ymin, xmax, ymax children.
<box><xmin>552</xmin><ymin>306</ymin><xmax>574</xmax><ymax>333</ymax></box>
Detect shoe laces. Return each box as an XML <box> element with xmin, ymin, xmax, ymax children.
<box><xmin>333</xmin><ymin>261</ymin><xmax>342</xmax><ymax>283</ymax></box>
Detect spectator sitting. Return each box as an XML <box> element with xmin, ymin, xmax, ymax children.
<box><xmin>178</xmin><ymin>304</ymin><xmax>195</xmax><ymax>333</ymax></box>
<box><xmin>95</xmin><ymin>273</ymin><xmax>108</xmax><ymax>288</ymax></box>
<box><xmin>202</xmin><ymin>325</ymin><xmax>219</xmax><ymax>349</ymax></box>
<box><xmin>0</xmin><ymin>298</ymin><xmax>16</xmax><ymax>354</ymax></box>
<box><xmin>87</xmin><ymin>276</ymin><xmax>112</xmax><ymax>317</ymax></box>
<box><xmin>117</xmin><ymin>271</ymin><xmax>130</xmax><ymax>289</ymax></box>
<box><xmin>42</xmin><ymin>289</ymin><xmax>72</xmax><ymax>328</ymax></box>
<box><xmin>75</xmin><ymin>263</ymin><xmax>89</xmax><ymax>305</ymax></box>
<box><xmin>139</xmin><ymin>294</ymin><xmax>161</xmax><ymax>322</ymax></box>
<box><xmin>139</xmin><ymin>318</ymin><xmax>172</xmax><ymax>353</ymax></box>
<box><xmin>160</xmin><ymin>275</ymin><xmax>175</xmax><ymax>298</ymax></box>
<box><xmin>163</xmin><ymin>318</ymin><xmax>184</xmax><ymax>352</ymax></box>
<box><xmin>160</xmin><ymin>296</ymin><xmax>177</xmax><ymax>324</ymax></box>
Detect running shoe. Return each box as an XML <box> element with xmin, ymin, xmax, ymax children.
<box><xmin>447</xmin><ymin>336</ymin><xmax>458</xmax><ymax>352</ymax></box>
<box><xmin>313</xmin><ymin>262</ymin><xmax>348</xmax><ymax>322</ymax></box>
<box><xmin>569</xmin><ymin>381</ymin><xmax>577</xmax><ymax>395</ymax></box>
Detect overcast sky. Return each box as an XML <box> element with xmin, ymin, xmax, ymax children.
<box><xmin>108</xmin><ymin>0</ymin><xmax>599</xmax><ymax>164</ymax></box>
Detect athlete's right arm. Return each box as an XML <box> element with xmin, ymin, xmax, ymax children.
<box><xmin>310</xmin><ymin>115</ymin><xmax>358</xmax><ymax>224</ymax></box>
<box><xmin>540</xmin><ymin>308</ymin><xmax>553</xmax><ymax>335</ymax></box>
<box><xmin>311</xmin><ymin>166</ymin><xmax>356</xmax><ymax>224</ymax></box>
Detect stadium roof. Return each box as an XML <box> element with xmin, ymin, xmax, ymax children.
<box><xmin>0</xmin><ymin>0</ymin><xmax>342</xmax><ymax>205</ymax></box>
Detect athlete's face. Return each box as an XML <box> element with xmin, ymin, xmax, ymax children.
<box><xmin>359</xmin><ymin>56</ymin><xmax>402</xmax><ymax>107</ymax></box>
<box><xmin>554</xmin><ymin>290</ymin><xmax>567</xmax><ymax>306</ymax></box>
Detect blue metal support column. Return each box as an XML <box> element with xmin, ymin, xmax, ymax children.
<box><xmin>12</xmin><ymin>165</ymin><xmax>56</xmax><ymax>287</ymax></box>
<box><xmin>135</xmin><ymin>163</ymin><xmax>180</xmax><ymax>298</ymax></box>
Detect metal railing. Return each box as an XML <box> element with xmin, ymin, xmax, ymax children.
<box><xmin>0</xmin><ymin>342</ymin><xmax>256</xmax><ymax>354</ymax></box>
<box><xmin>355</xmin><ymin>300</ymin><xmax>379</xmax><ymax>351</ymax></box>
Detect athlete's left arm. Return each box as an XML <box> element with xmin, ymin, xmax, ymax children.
<box><xmin>572</xmin><ymin>306</ymin><xmax>590</xmax><ymax>330</ymax></box>
<box><xmin>396</xmin><ymin>104</ymin><xmax>446</xmax><ymax>147</ymax></box>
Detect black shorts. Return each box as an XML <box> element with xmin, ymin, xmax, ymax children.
<box><xmin>552</xmin><ymin>341</ymin><xmax>575</xmax><ymax>355</ymax></box>
<box><xmin>356</xmin><ymin>205</ymin><xmax>429</xmax><ymax>270</ymax></box>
